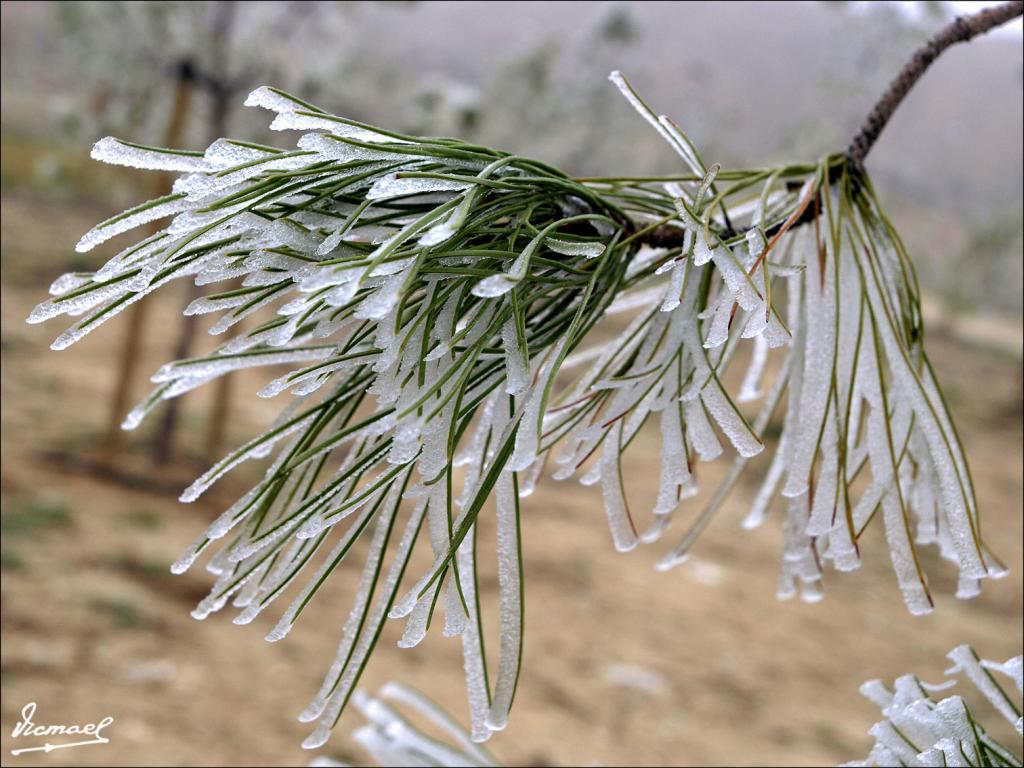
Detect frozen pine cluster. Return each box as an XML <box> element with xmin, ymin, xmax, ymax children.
<box><xmin>849</xmin><ymin>644</ymin><xmax>1022</xmax><ymax>767</ymax></box>
<box><xmin>28</xmin><ymin>73</ymin><xmax>1005</xmax><ymax>746</ymax></box>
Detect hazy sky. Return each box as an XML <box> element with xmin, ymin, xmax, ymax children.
<box><xmin>907</xmin><ymin>0</ymin><xmax>1024</xmax><ymax>31</ymax></box>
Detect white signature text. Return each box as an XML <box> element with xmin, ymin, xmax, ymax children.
<box><xmin>10</xmin><ymin>702</ymin><xmax>113</xmax><ymax>756</ymax></box>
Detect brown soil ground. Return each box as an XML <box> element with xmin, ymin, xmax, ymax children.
<box><xmin>2</xmin><ymin>193</ymin><xmax>1021</xmax><ymax>767</ymax></box>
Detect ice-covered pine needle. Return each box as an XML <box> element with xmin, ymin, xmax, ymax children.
<box><xmin>849</xmin><ymin>644</ymin><xmax>1022</xmax><ymax>767</ymax></box>
<box><xmin>29</xmin><ymin>74</ymin><xmax>1004</xmax><ymax>747</ymax></box>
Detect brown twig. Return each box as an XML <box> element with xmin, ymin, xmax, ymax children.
<box><xmin>845</xmin><ymin>1</ymin><xmax>1022</xmax><ymax>172</ymax></box>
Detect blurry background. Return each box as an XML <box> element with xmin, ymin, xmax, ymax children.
<box><xmin>0</xmin><ymin>1</ymin><xmax>1021</xmax><ymax>766</ymax></box>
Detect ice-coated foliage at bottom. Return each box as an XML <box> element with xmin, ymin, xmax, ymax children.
<box><xmin>309</xmin><ymin>682</ymin><xmax>500</xmax><ymax>768</ymax></box>
<box><xmin>849</xmin><ymin>645</ymin><xmax>1023</xmax><ymax>767</ymax></box>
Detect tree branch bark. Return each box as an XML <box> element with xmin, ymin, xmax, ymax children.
<box><xmin>845</xmin><ymin>0</ymin><xmax>1023</xmax><ymax>172</ymax></box>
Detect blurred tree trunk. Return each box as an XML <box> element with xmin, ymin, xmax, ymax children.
<box><xmin>149</xmin><ymin>282</ymin><xmax>202</xmax><ymax>464</ymax></box>
<box><xmin>151</xmin><ymin>1</ymin><xmax>238</xmax><ymax>465</ymax></box>
<box><xmin>204</xmin><ymin>1</ymin><xmax>243</xmax><ymax>465</ymax></box>
<box><xmin>100</xmin><ymin>64</ymin><xmax>195</xmax><ymax>459</ymax></box>
<box><xmin>150</xmin><ymin>89</ymin><xmax>235</xmax><ymax>465</ymax></box>
<box><xmin>205</xmin><ymin>335</ymin><xmax>238</xmax><ymax>462</ymax></box>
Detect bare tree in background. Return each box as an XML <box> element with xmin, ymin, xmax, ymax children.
<box><xmin>56</xmin><ymin>1</ymin><xmax>376</xmax><ymax>464</ymax></box>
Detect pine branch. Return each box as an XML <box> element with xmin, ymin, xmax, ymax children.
<box><xmin>29</xmin><ymin>62</ymin><xmax>1007</xmax><ymax>751</ymax></box>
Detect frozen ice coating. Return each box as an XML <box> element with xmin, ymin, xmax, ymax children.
<box><xmin>980</xmin><ymin>655</ymin><xmax>1024</xmax><ymax>695</ymax></box>
<box><xmin>180</xmin><ymin>154</ymin><xmax>315</xmax><ymax>200</ymax></box>
<box><xmin>203</xmin><ymin>137</ymin><xmax>279</xmax><ymax>165</ymax></box>
<box><xmin>367</xmin><ymin>173</ymin><xmax>471</xmax><ymax>200</ymax></box>
<box><xmin>545</xmin><ymin>236</ymin><xmax>606</xmax><ymax>258</ymax></box>
<box><xmin>882</xmin><ymin>488</ymin><xmax>934</xmax><ymax>615</ymax></box>
<box><xmin>29</xmin><ymin>75</ymin><xmax>999</xmax><ymax>751</ymax></box>
<box><xmin>700</xmin><ymin>294</ymin><xmax>734</xmax><ymax>348</ymax></box>
<box><xmin>283</xmin><ymin>114</ymin><xmax>410</xmax><ymax>145</ymax></box>
<box><xmin>683</xmin><ymin>398</ymin><xmax>723</xmax><ymax>461</ymax></box>
<box><xmin>501</xmin><ymin>317</ymin><xmax>531</xmax><ymax>395</ymax></box>
<box><xmin>454</xmin><ymin>534</ymin><xmax>493</xmax><ymax>744</ymax></box>
<box><xmin>710</xmin><ymin>246</ymin><xmax>763</xmax><ymax>312</ymax></box>
<box><xmin>693</xmin><ymin>230</ymin><xmax>715</xmax><ymax>265</ymax></box>
<box><xmin>599</xmin><ymin>422</ymin><xmax>639</xmax><ymax>552</ymax></box>
<box><xmin>700</xmin><ymin>385</ymin><xmax>763</xmax><ymax>458</ymax></box>
<box><xmin>654</xmin><ymin>404</ymin><xmax>690</xmax><ymax>515</ymax></box>
<box><xmin>355</xmin><ymin>272</ymin><xmax>404</xmax><ymax>320</ymax></box>
<box><xmin>853</xmin><ymin>645</ymin><xmax>1023</xmax><ymax>767</ymax></box>
<box><xmin>469</xmin><ymin>272</ymin><xmax>516</xmax><ymax>298</ymax></box>
<box><xmin>269</xmin><ymin>111</ymin><xmax>353</xmax><ymax>133</ymax></box>
<box><xmin>419</xmin><ymin>217</ymin><xmax>457</xmax><ymax>247</ymax></box>
<box><xmin>47</xmin><ymin>272</ymin><xmax>94</xmax><ymax>296</ymax></box>
<box><xmin>91</xmin><ymin>136</ymin><xmax>213</xmax><ymax>172</ymax></box>
<box><xmin>374</xmin><ymin>682</ymin><xmax>498</xmax><ymax>766</ymax></box>
<box><xmin>738</xmin><ymin>333</ymin><xmax>769</xmax><ymax>402</ymax></box>
<box><xmin>946</xmin><ymin>645</ymin><xmax>1022</xmax><ymax>728</ymax></box>
<box><xmin>805</xmin><ymin>418</ymin><xmax>839</xmax><ymax>537</ymax></box>
<box><xmin>76</xmin><ymin>194</ymin><xmax>192</xmax><ymax>253</ymax></box>
<box><xmin>485</xmin><ymin>469</ymin><xmax>523</xmax><ymax>731</ymax></box>
<box><xmin>152</xmin><ymin>346</ymin><xmax>335</xmax><ymax>383</ymax></box>
<box><xmin>29</xmin><ymin>275</ymin><xmax>134</xmax><ymax>325</ymax></box>
<box><xmin>297</xmin><ymin>132</ymin><xmax>411</xmax><ymax>163</ymax></box>
<box><xmin>607</xmin><ymin>70</ymin><xmax>666</xmax><ymax>141</ymax></box>
<box><xmin>244</xmin><ymin>85</ymin><xmax>314</xmax><ymax>114</ymax></box>
<box><xmin>659</xmin><ymin>259</ymin><xmax>687</xmax><ymax>312</ymax></box>
<box><xmin>781</xmin><ymin>230</ymin><xmax>837</xmax><ymax>500</ymax></box>
<box><xmin>296</xmin><ymin>477</ymin><xmax>412</xmax><ymax>732</ymax></box>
